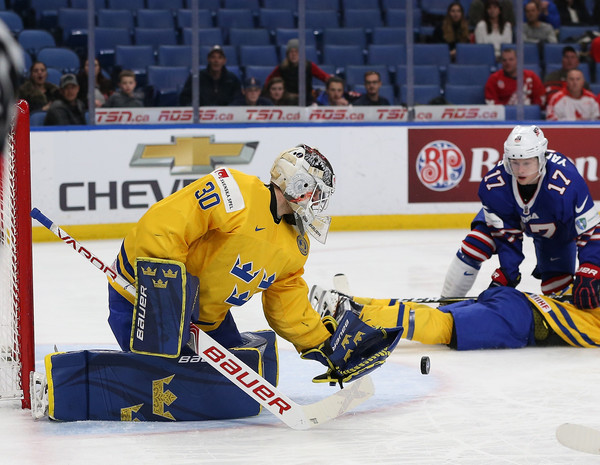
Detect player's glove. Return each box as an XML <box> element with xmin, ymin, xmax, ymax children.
<box><xmin>301</xmin><ymin>309</ymin><xmax>403</xmax><ymax>388</ymax></box>
<box><xmin>489</xmin><ymin>267</ymin><xmax>521</xmax><ymax>289</ymax></box>
<box><xmin>573</xmin><ymin>263</ymin><xmax>600</xmax><ymax>309</ymax></box>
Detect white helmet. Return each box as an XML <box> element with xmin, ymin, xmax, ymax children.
<box><xmin>503</xmin><ymin>125</ymin><xmax>548</xmax><ymax>176</ymax></box>
<box><xmin>270</xmin><ymin>144</ymin><xmax>335</xmax><ymax>244</ymax></box>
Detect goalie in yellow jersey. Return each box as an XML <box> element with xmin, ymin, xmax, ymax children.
<box><xmin>107</xmin><ymin>144</ymin><xmax>402</xmax><ymax>386</ymax></box>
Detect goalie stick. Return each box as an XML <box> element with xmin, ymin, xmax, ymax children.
<box><xmin>30</xmin><ymin>207</ymin><xmax>375</xmax><ymax>430</ymax></box>
<box><xmin>556</xmin><ymin>423</ymin><xmax>600</xmax><ymax>455</ymax></box>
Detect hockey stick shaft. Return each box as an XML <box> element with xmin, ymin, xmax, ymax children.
<box><xmin>31</xmin><ymin>208</ymin><xmax>374</xmax><ymax>430</ymax></box>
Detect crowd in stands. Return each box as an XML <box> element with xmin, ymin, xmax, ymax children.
<box><xmin>4</xmin><ymin>0</ymin><xmax>600</xmax><ymax>124</ymax></box>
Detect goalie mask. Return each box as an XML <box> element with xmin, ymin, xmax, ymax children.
<box><xmin>270</xmin><ymin>144</ymin><xmax>335</xmax><ymax>244</ymax></box>
<box><xmin>503</xmin><ymin>125</ymin><xmax>548</xmax><ymax>178</ymax></box>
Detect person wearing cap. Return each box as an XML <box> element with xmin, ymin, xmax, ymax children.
<box><xmin>543</xmin><ymin>45</ymin><xmax>590</xmax><ymax>103</ymax></box>
<box><xmin>264</xmin><ymin>39</ymin><xmax>331</xmax><ymax>105</ymax></box>
<box><xmin>229</xmin><ymin>77</ymin><xmax>273</xmax><ymax>106</ymax></box>
<box><xmin>179</xmin><ymin>44</ymin><xmax>242</xmax><ymax>106</ymax></box>
<box><xmin>44</xmin><ymin>73</ymin><xmax>87</xmax><ymax>126</ymax></box>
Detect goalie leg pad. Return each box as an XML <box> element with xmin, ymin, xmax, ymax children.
<box><xmin>131</xmin><ymin>257</ymin><xmax>200</xmax><ymax>357</ymax></box>
<box><xmin>302</xmin><ymin>309</ymin><xmax>402</xmax><ymax>384</ymax></box>
<box><xmin>44</xmin><ymin>331</ymin><xmax>278</xmax><ymax>421</ymax></box>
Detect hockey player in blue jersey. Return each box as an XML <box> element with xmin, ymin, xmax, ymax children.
<box><xmin>442</xmin><ymin>125</ymin><xmax>600</xmax><ymax>310</ymax></box>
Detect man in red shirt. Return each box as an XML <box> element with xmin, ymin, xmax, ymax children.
<box><xmin>485</xmin><ymin>48</ymin><xmax>546</xmax><ymax>106</ymax></box>
<box><xmin>546</xmin><ymin>69</ymin><xmax>600</xmax><ymax>120</ymax></box>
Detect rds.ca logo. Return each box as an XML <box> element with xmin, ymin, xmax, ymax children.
<box><xmin>416</xmin><ymin>140</ymin><xmax>465</xmax><ymax>192</ymax></box>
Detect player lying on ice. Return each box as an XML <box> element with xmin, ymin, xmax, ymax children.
<box><xmin>34</xmin><ymin>145</ymin><xmax>402</xmax><ymax>421</ymax></box>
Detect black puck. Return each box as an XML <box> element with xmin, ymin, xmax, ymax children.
<box><xmin>420</xmin><ymin>356</ymin><xmax>430</xmax><ymax>375</ymax></box>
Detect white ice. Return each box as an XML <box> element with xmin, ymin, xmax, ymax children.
<box><xmin>1</xmin><ymin>229</ymin><xmax>599</xmax><ymax>465</ymax></box>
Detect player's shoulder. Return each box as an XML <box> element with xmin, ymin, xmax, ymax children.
<box><xmin>545</xmin><ymin>150</ymin><xmax>580</xmax><ymax>175</ymax></box>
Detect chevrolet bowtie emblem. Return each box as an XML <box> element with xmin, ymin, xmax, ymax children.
<box><xmin>131</xmin><ymin>136</ymin><xmax>258</xmax><ymax>175</ymax></box>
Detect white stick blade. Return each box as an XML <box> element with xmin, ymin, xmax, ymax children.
<box><xmin>556</xmin><ymin>423</ymin><xmax>600</xmax><ymax>455</ymax></box>
<box><xmin>333</xmin><ymin>273</ymin><xmax>351</xmax><ymax>294</ymax></box>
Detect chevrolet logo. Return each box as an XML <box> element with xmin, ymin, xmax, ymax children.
<box><xmin>131</xmin><ymin>136</ymin><xmax>258</xmax><ymax>175</ymax></box>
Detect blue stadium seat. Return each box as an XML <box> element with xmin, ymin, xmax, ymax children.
<box><xmin>342</xmin><ymin>0</ymin><xmax>380</xmax><ymax>9</ymax></box>
<box><xmin>558</xmin><ymin>25</ymin><xmax>598</xmax><ymax>43</ymax></box>
<box><xmin>182</xmin><ymin>28</ymin><xmax>224</xmax><ymax>47</ymax></box>
<box><xmin>37</xmin><ymin>47</ymin><xmax>80</xmax><ymax>74</ymax></box>
<box><xmin>57</xmin><ymin>8</ymin><xmax>88</xmax><ymax>42</ymax></box>
<box><xmin>306</xmin><ymin>0</ymin><xmax>338</xmax><ymax>9</ymax></box>
<box><xmin>244</xmin><ymin>65</ymin><xmax>274</xmax><ymax>84</ymax></box>
<box><xmin>97</xmin><ymin>9</ymin><xmax>135</xmax><ymax>32</ymax></box>
<box><xmin>353</xmin><ymin>84</ymin><xmax>395</xmax><ymax>103</ymax></box>
<box><xmin>343</xmin><ymin>9</ymin><xmax>384</xmax><ymax>30</ymax></box>
<box><xmin>501</xmin><ymin>43</ymin><xmax>540</xmax><ymax>67</ymax></box>
<box><xmin>239</xmin><ymin>45</ymin><xmax>279</xmax><ymax>67</ymax></box>
<box><xmin>367</xmin><ymin>44</ymin><xmax>406</xmax><ymax>67</ymax></box>
<box><xmin>259</xmin><ymin>9</ymin><xmax>295</xmax><ymax>31</ymax></box>
<box><xmin>306</xmin><ymin>10</ymin><xmax>340</xmax><ymax>32</ymax></box>
<box><xmin>106</xmin><ymin>0</ymin><xmax>145</xmax><ymax>12</ymax></box>
<box><xmin>322</xmin><ymin>28</ymin><xmax>367</xmax><ymax>50</ymax></box>
<box><xmin>30</xmin><ymin>0</ymin><xmax>69</xmax><ymax>29</ymax></box>
<box><xmin>71</xmin><ymin>0</ymin><xmax>106</xmax><ymax>9</ymax></box>
<box><xmin>322</xmin><ymin>44</ymin><xmax>365</xmax><ymax>71</ymax></box>
<box><xmin>216</xmin><ymin>9</ymin><xmax>255</xmax><ymax>30</ymax></box>
<box><xmin>414</xmin><ymin>44</ymin><xmax>451</xmax><ymax>68</ymax></box>
<box><xmin>345</xmin><ymin>65</ymin><xmax>391</xmax><ymax>87</ymax></box>
<box><xmin>18</xmin><ymin>30</ymin><xmax>56</xmax><ymax>59</ymax></box>
<box><xmin>444</xmin><ymin>84</ymin><xmax>485</xmax><ymax>104</ymax></box>
<box><xmin>146</xmin><ymin>0</ymin><xmax>185</xmax><ymax>10</ymax></box>
<box><xmin>21</xmin><ymin>49</ymin><xmax>32</xmax><ymax>75</ymax></box>
<box><xmin>263</xmin><ymin>0</ymin><xmax>298</xmax><ymax>9</ymax></box>
<box><xmin>146</xmin><ymin>65</ymin><xmax>189</xmax><ymax>106</ymax></box>
<box><xmin>30</xmin><ymin>111</ymin><xmax>47</xmax><ymax>127</ymax></box>
<box><xmin>385</xmin><ymin>8</ymin><xmax>422</xmax><ymax>28</ymax></box>
<box><xmin>446</xmin><ymin>64</ymin><xmax>492</xmax><ymax>86</ymax></box>
<box><xmin>134</xmin><ymin>28</ymin><xmax>177</xmax><ymax>52</ymax></box>
<box><xmin>224</xmin><ymin>0</ymin><xmax>260</xmax><ymax>12</ymax></box>
<box><xmin>46</xmin><ymin>68</ymin><xmax>62</xmax><ymax>86</ymax></box>
<box><xmin>191</xmin><ymin>0</ymin><xmax>220</xmax><ymax>11</ymax></box>
<box><xmin>136</xmin><ymin>9</ymin><xmax>175</xmax><ymax>29</ymax></box>
<box><xmin>157</xmin><ymin>45</ymin><xmax>191</xmax><ymax>68</ymax></box>
<box><xmin>396</xmin><ymin>65</ymin><xmax>441</xmax><ymax>86</ymax></box>
<box><xmin>0</xmin><ymin>11</ymin><xmax>23</xmax><ymax>35</ymax></box>
<box><xmin>94</xmin><ymin>27</ymin><xmax>133</xmax><ymax>67</ymax></box>
<box><xmin>421</xmin><ymin>0</ymin><xmax>450</xmax><ymax>18</ymax></box>
<box><xmin>229</xmin><ymin>28</ymin><xmax>271</xmax><ymax>46</ymax></box>
<box><xmin>455</xmin><ymin>43</ymin><xmax>496</xmax><ymax>66</ymax></box>
<box><xmin>115</xmin><ymin>44</ymin><xmax>155</xmax><ymax>77</ymax></box>
<box><xmin>504</xmin><ymin>105</ymin><xmax>542</xmax><ymax>120</ymax></box>
<box><xmin>176</xmin><ymin>9</ymin><xmax>214</xmax><ymax>29</ymax></box>
<box><xmin>371</xmin><ymin>27</ymin><xmax>408</xmax><ymax>45</ymax></box>
<box><xmin>400</xmin><ymin>84</ymin><xmax>442</xmax><ymax>104</ymax></box>
<box><xmin>274</xmin><ymin>28</ymin><xmax>317</xmax><ymax>48</ymax></box>
<box><xmin>382</xmin><ymin>0</ymin><xmax>418</xmax><ymax>9</ymax></box>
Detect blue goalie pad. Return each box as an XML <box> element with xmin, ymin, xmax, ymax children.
<box><xmin>130</xmin><ymin>257</ymin><xmax>199</xmax><ymax>357</ymax></box>
<box><xmin>45</xmin><ymin>330</ymin><xmax>278</xmax><ymax>422</ymax></box>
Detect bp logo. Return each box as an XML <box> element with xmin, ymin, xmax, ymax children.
<box><xmin>416</xmin><ymin>140</ymin><xmax>465</xmax><ymax>192</ymax></box>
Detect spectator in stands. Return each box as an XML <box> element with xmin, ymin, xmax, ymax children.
<box><xmin>524</xmin><ymin>1</ymin><xmax>558</xmax><ymax>43</ymax></box>
<box><xmin>229</xmin><ymin>77</ymin><xmax>273</xmax><ymax>106</ymax></box>
<box><xmin>474</xmin><ymin>0</ymin><xmax>513</xmax><ymax>60</ymax></box>
<box><xmin>485</xmin><ymin>48</ymin><xmax>546</xmax><ymax>106</ymax></box>
<box><xmin>352</xmin><ymin>71</ymin><xmax>390</xmax><ymax>106</ymax></box>
<box><xmin>77</xmin><ymin>58</ymin><xmax>114</xmax><ymax>108</ymax></box>
<box><xmin>468</xmin><ymin>0</ymin><xmax>515</xmax><ymax>31</ymax></box>
<box><xmin>44</xmin><ymin>74</ymin><xmax>86</xmax><ymax>126</ymax></box>
<box><xmin>104</xmin><ymin>70</ymin><xmax>144</xmax><ymax>108</ymax></box>
<box><xmin>263</xmin><ymin>77</ymin><xmax>295</xmax><ymax>106</ymax></box>
<box><xmin>432</xmin><ymin>2</ymin><xmax>470</xmax><ymax>63</ymax></box>
<box><xmin>179</xmin><ymin>45</ymin><xmax>241</xmax><ymax>106</ymax></box>
<box><xmin>543</xmin><ymin>45</ymin><xmax>590</xmax><ymax>102</ymax></box>
<box><xmin>546</xmin><ymin>69</ymin><xmax>600</xmax><ymax>120</ymax></box>
<box><xmin>316</xmin><ymin>76</ymin><xmax>350</xmax><ymax>106</ymax></box>
<box><xmin>17</xmin><ymin>61</ymin><xmax>59</xmax><ymax>113</ymax></box>
<box><xmin>265</xmin><ymin>39</ymin><xmax>331</xmax><ymax>106</ymax></box>
<box><xmin>556</xmin><ymin>0</ymin><xmax>592</xmax><ymax>25</ymax></box>
<box><xmin>529</xmin><ymin>0</ymin><xmax>561</xmax><ymax>29</ymax></box>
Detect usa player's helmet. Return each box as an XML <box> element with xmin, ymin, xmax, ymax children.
<box><xmin>503</xmin><ymin>125</ymin><xmax>548</xmax><ymax>176</ymax></box>
<box><xmin>270</xmin><ymin>144</ymin><xmax>335</xmax><ymax>243</ymax></box>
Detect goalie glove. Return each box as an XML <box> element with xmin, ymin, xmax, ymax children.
<box><xmin>573</xmin><ymin>263</ymin><xmax>600</xmax><ymax>309</ymax></box>
<box><xmin>301</xmin><ymin>307</ymin><xmax>403</xmax><ymax>387</ymax></box>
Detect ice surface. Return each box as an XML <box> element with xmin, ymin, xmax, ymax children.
<box><xmin>1</xmin><ymin>229</ymin><xmax>598</xmax><ymax>464</ymax></box>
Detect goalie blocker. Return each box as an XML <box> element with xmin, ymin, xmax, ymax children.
<box><xmin>40</xmin><ymin>258</ymin><xmax>280</xmax><ymax>421</ymax></box>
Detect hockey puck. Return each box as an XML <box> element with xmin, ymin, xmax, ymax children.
<box><xmin>420</xmin><ymin>356</ymin><xmax>430</xmax><ymax>375</ymax></box>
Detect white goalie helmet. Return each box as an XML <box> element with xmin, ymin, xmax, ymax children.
<box><xmin>270</xmin><ymin>144</ymin><xmax>335</xmax><ymax>244</ymax></box>
<box><xmin>503</xmin><ymin>125</ymin><xmax>548</xmax><ymax>176</ymax></box>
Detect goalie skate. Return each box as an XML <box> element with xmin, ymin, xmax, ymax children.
<box><xmin>29</xmin><ymin>372</ymin><xmax>48</xmax><ymax>420</ymax></box>
<box><xmin>309</xmin><ymin>285</ymin><xmax>342</xmax><ymax>318</ymax></box>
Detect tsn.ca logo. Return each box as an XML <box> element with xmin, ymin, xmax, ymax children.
<box><xmin>416</xmin><ymin>140</ymin><xmax>465</xmax><ymax>192</ymax></box>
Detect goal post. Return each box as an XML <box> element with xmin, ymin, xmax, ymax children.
<box><xmin>0</xmin><ymin>99</ymin><xmax>34</xmax><ymax>409</ymax></box>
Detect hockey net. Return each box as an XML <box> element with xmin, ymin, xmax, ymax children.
<box><xmin>0</xmin><ymin>100</ymin><xmax>34</xmax><ymax>408</ymax></box>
